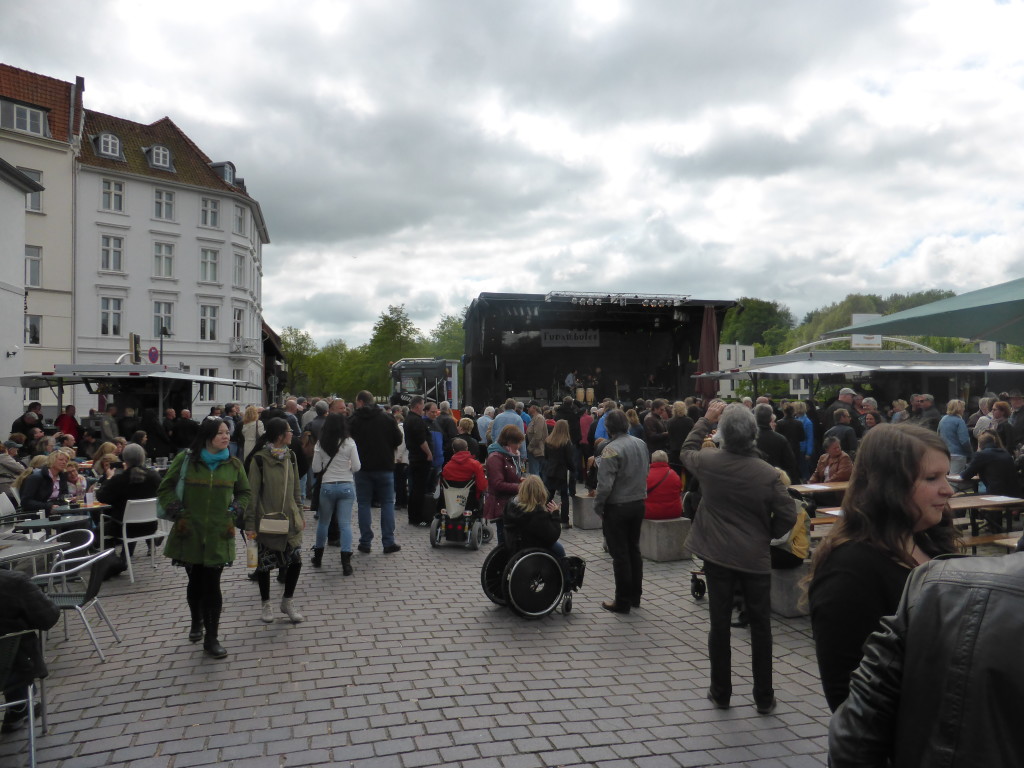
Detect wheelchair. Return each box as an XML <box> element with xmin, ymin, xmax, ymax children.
<box><xmin>430</xmin><ymin>479</ymin><xmax>493</xmax><ymax>550</ymax></box>
<box><xmin>480</xmin><ymin>545</ymin><xmax>586</xmax><ymax>618</ymax></box>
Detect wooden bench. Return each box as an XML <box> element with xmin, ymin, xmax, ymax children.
<box><xmin>960</xmin><ymin>532</ymin><xmax>1018</xmax><ymax>554</ymax></box>
<box><xmin>638</xmin><ymin>517</ymin><xmax>691</xmax><ymax>562</ymax></box>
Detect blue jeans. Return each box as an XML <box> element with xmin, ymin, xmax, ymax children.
<box><xmin>528</xmin><ymin>455</ymin><xmax>546</xmax><ymax>477</ymax></box>
<box><xmin>356</xmin><ymin>470</ymin><xmax>397</xmax><ymax>548</ymax></box>
<box><xmin>316</xmin><ymin>482</ymin><xmax>355</xmax><ymax>551</ymax></box>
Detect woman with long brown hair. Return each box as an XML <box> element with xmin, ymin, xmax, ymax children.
<box><xmin>807</xmin><ymin>423</ymin><xmax>959</xmax><ymax>712</ymax></box>
<box><xmin>543</xmin><ymin>419</ymin><xmax>575</xmax><ymax>528</ymax></box>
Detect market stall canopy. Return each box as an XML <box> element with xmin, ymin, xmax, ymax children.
<box><xmin>692</xmin><ymin>351</ymin><xmax>1024</xmax><ymax>380</ymax></box>
<box><xmin>830</xmin><ymin>277</ymin><xmax>1024</xmax><ymax>345</ymax></box>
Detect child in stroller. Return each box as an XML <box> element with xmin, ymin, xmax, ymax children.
<box><xmin>431</xmin><ymin>438</ymin><xmax>490</xmax><ymax>549</ymax></box>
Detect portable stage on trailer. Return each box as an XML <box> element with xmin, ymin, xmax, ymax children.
<box><xmin>463</xmin><ymin>292</ymin><xmax>734</xmax><ymax>408</ymax></box>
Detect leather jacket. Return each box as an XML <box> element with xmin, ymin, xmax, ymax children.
<box><xmin>829</xmin><ymin>553</ymin><xmax>1024</xmax><ymax>767</ymax></box>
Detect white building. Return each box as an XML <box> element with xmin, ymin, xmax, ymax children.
<box><xmin>72</xmin><ymin>111</ymin><xmax>269</xmax><ymax>411</ymax></box>
<box><xmin>716</xmin><ymin>341</ymin><xmax>755</xmax><ymax>399</ymax></box>
<box><xmin>0</xmin><ymin>158</ymin><xmax>44</xmax><ymax>421</ymax></box>
<box><xmin>0</xmin><ymin>65</ymin><xmax>84</xmax><ymax>417</ymax></box>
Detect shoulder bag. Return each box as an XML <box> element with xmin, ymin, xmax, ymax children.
<box><xmin>157</xmin><ymin>450</ymin><xmax>190</xmax><ymax>520</ymax></box>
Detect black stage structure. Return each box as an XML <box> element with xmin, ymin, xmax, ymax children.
<box><xmin>463</xmin><ymin>292</ymin><xmax>735</xmax><ymax>408</ymax></box>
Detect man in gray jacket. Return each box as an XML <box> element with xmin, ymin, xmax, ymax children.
<box><xmin>595</xmin><ymin>408</ymin><xmax>650</xmax><ymax>614</ymax></box>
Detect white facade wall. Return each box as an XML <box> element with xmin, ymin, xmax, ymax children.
<box><xmin>0</xmin><ymin>175</ymin><xmax>27</xmax><ymax>422</ymax></box>
<box><xmin>0</xmin><ymin>130</ymin><xmax>76</xmax><ymax>414</ymax></box>
<box><xmin>716</xmin><ymin>342</ymin><xmax>755</xmax><ymax>399</ymax></box>
<box><xmin>73</xmin><ymin>166</ymin><xmax>264</xmax><ymax>411</ymax></box>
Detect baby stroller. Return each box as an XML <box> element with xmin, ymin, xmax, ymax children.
<box><xmin>480</xmin><ymin>545</ymin><xmax>586</xmax><ymax>618</ymax></box>
<box><xmin>430</xmin><ymin>479</ymin><xmax>493</xmax><ymax>550</ymax></box>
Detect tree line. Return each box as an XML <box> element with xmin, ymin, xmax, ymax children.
<box><xmin>279</xmin><ymin>292</ymin><xmax>1023</xmax><ymax>403</ymax></box>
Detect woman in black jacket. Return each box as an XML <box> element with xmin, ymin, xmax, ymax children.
<box><xmin>543</xmin><ymin>420</ymin><xmax>575</xmax><ymax>528</ymax></box>
<box><xmin>95</xmin><ymin>443</ymin><xmax>161</xmax><ymax>577</ymax></box>
<box><xmin>502</xmin><ymin>475</ymin><xmax>564</xmax><ymax>558</ymax></box>
<box><xmin>18</xmin><ymin>450</ymin><xmax>71</xmax><ymax>514</ymax></box>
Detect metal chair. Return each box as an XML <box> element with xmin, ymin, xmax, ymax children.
<box><xmin>110</xmin><ymin>498</ymin><xmax>162</xmax><ymax>584</ymax></box>
<box><xmin>0</xmin><ymin>629</ymin><xmax>47</xmax><ymax>768</ymax></box>
<box><xmin>31</xmin><ymin>549</ymin><xmax>122</xmax><ymax>662</ymax></box>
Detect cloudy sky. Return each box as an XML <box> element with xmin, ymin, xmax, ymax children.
<box><xmin>6</xmin><ymin>0</ymin><xmax>1024</xmax><ymax>345</ymax></box>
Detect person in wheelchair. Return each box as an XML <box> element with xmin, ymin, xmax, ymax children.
<box><xmin>441</xmin><ymin>438</ymin><xmax>487</xmax><ymax>508</ymax></box>
<box><xmin>501</xmin><ymin>475</ymin><xmax>566</xmax><ymax>559</ymax></box>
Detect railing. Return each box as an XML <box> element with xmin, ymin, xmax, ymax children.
<box><xmin>229</xmin><ymin>337</ymin><xmax>260</xmax><ymax>354</ymax></box>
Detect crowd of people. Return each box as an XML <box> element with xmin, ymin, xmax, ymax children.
<box><xmin>5</xmin><ymin>383</ymin><xmax>1024</xmax><ymax>762</ymax></box>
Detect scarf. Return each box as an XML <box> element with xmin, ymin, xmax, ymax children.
<box><xmin>269</xmin><ymin>446</ymin><xmax>289</xmax><ymax>461</ymax></box>
<box><xmin>200</xmin><ymin>447</ymin><xmax>230</xmax><ymax>471</ymax></box>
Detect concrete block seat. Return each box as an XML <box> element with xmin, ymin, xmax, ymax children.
<box><xmin>571</xmin><ymin>495</ymin><xmax>602</xmax><ymax>530</ymax></box>
<box><xmin>770</xmin><ymin>561</ymin><xmax>810</xmax><ymax>618</ymax></box>
<box><xmin>638</xmin><ymin>516</ymin><xmax>691</xmax><ymax>562</ymax></box>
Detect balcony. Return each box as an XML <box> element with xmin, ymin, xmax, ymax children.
<box><xmin>229</xmin><ymin>337</ymin><xmax>260</xmax><ymax>355</ymax></box>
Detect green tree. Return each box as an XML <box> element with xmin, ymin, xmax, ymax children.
<box><xmin>279</xmin><ymin>326</ymin><xmax>317</xmax><ymax>394</ymax></box>
<box><xmin>425</xmin><ymin>310</ymin><xmax>466</xmax><ymax>360</ymax></box>
<box><xmin>720</xmin><ymin>298</ymin><xmax>795</xmax><ymax>347</ymax></box>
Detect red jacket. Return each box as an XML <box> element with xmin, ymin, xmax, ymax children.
<box><xmin>442</xmin><ymin>451</ymin><xmax>488</xmax><ymax>492</ymax></box>
<box><xmin>644</xmin><ymin>461</ymin><xmax>682</xmax><ymax>519</ymax></box>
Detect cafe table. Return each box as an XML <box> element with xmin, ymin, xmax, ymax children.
<box><xmin>14</xmin><ymin>513</ymin><xmax>93</xmax><ymax>538</ymax></box>
<box><xmin>0</xmin><ymin>538</ymin><xmax>67</xmax><ymax>574</ymax></box>
<box><xmin>789</xmin><ymin>481</ymin><xmax>850</xmax><ymax>496</ymax></box>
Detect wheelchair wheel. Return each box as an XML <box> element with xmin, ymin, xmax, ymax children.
<box><xmin>481</xmin><ymin>546</ymin><xmax>511</xmax><ymax>605</ymax></box>
<box><xmin>691</xmin><ymin>572</ymin><xmax>706</xmax><ymax>600</ymax></box>
<box><xmin>504</xmin><ymin>548</ymin><xmax>565</xmax><ymax>619</ymax></box>
<box><xmin>481</xmin><ymin>523</ymin><xmax>493</xmax><ymax>544</ymax></box>
<box><xmin>466</xmin><ymin>520</ymin><xmax>483</xmax><ymax>550</ymax></box>
<box><xmin>429</xmin><ymin>517</ymin><xmax>441</xmax><ymax>548</ymax></box>
<box><xmin>563</xmin><ymin>593</ymin><xmax>572</xmax><ymax>614</ymax></box>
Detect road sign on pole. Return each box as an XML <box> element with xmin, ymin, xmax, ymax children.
<box><xmin>148</xmin><ymin>346</ymin><xmax>159</xmax><ymax>363</ymax></box>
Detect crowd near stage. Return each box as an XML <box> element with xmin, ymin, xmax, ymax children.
<box><xmin>463</xmin><ymin>292</ymin><xmax>735</xmax><ymax>407</ymax></box>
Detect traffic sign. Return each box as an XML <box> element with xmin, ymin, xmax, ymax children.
<box><xmin>148</xmin><ymin>346</ymin><xmax>159</xmax><ymax>363</ymax></box>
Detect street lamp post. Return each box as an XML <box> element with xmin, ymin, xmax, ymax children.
<box><xmin>160</xmin><ymin>326</ymin><xmax>172</xmax><ymax>364</ymax></box>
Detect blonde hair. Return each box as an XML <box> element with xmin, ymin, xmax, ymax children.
<box><xmin>243</xmin><ymin>405</ymin><xmax>260</xmax><ymax>424</ymax></box>
<box><xmin>516</xmin><ymin>475</ymin><xmax>549</xmax><ymax>510</ymax></box>
<box><xmin>95</xmin><ymin>442</ymin><xmax>117</xmax><ymax>458</ymax></box>
<box><xmin>458</xmin><ymin>417</ymin><xmax>475</xmax><ymax>433</ymax></box>
<box><xmin>946</xmin><ymin>399</ymin><xmax>965</xmax><ymax>416</ymax></box>
<box><xmin>545</xmin><ymin>419</ymin><xmax>570</xmax><ymax>448</ymax></box>
<box><xmin>11</xmin><ymin>455</ymin><xmax>49</xmax><ymax>490</ymax></box>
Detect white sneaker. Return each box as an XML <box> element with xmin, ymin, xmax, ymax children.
<box><xmin>280</xmin><ymin>598</ymin><xmax>304</xmax><ymax>624</ymax></box>
<box><xmin>260</xmin><ymin>601</ymin><xmax>274</xmax><ymax>623</ymax></box>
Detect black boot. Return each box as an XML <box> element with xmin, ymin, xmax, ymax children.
<box><xmin>341</xmin><ymin>551</ymin><xmax>353</xmax><ymax>576</ymax></box>
<box><xmin>188</xmin><ymin>620</ymin><xmax>203</xmax><ymax>643</ymax></box>
<box><xmin>311</xmin><ymin>547</ymin><xmax>324</xmax><ymax>568</ymax></box>
<box><xmin>203</xmin><ymin>612</ymin><xmax>227</xmax><ymax>659</ymax></box>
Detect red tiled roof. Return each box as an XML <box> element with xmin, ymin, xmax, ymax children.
<box><xmin>81</xmin><ymin>109</ymin><xmax>252</xmax><ymax>199</ymax></box>
<box><xmin>0</xmin><ymin>63</ymin><xmax>83</xmax><ymax>144</ymax></box>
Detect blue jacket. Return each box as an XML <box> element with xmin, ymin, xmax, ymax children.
<box><xmin>938</xmin><ymin>414</ymin><xmax>973</xmax><ymax>459</ymax></box>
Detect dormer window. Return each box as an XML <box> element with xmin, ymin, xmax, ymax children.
<box><xmin>96</xmin><ymin>132</ymin><xmax>123</xmax><ymax>159</ymax></box>
<box><xmin>210</xmin><ymin>162</ymin><xmax>236</xmax><ymax>185</ymax></box>
<box><xmin>144</xmin><ymin>144</ymin><xmax>175</xmax><ymax>171</ymax></box>
<box><xmin>0</xmin><ymin>100</ymin><xmax>51</xmax><ymax>138</ymax></box>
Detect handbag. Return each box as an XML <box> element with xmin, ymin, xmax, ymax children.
<box><xmin>157</xmin><ymin>450</ymin><xmax>190</xmax><ymax>520</ymax></box>
<box><xmin>255</xmin><ymin>452</ymin><xmax>295</xmax><ymax>551</ymax></box>
<box><xmin>258</xmin><ymin>515</ymin><xmax>290</xmax><ymax>535</ymax></box>
<box><xmin>309</xmin><ymin>449</ymin><xmax>336</xmax><ymax>513</ymax></box>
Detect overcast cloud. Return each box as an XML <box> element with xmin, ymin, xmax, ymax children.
<box><xmin>6</xmin><ymin>0</ymin><xmax>1024</xmax><ymax>343</ymax></box>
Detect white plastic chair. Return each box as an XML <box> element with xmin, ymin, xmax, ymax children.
<box><xmin>118</xmin><ymin>498</ymin><xmax>163</xmax><ymax>584</ymax></box>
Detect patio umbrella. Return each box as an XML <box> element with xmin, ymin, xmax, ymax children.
<box><xmin>695</xmin><ymin>305</ymin><xmax>720</xmax><ymax>400</ymax></box>
<box><xmin>831</xmin><ymin>277</ymin><xmax>1024</xmax><ymax>345</ymax></box>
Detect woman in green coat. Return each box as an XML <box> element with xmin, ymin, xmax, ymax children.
<box><xmin>158</xmin><ymin>418</ymin><xmax>250</xmax><ymax>659</ymax></box>
<box><xmin>243</xmin><ymin>417</ymin><xmax>305</xmax><ymax>624</ymax></box>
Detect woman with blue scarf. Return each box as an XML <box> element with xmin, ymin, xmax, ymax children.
<box><xmin>159</xmin><ymin>418</ymin><xmax>250</xmax><ymax>659</ymax></box>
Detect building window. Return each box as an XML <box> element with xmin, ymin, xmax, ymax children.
<box><xmin>223</xmin><ymin>164</ymin><xmax>234</xmax><ymax>184</ymax></box>
<box><xmin>20</xmin><ymin>168</ymin><xmax>41</xmax><ymax>211</ymax></box>
<box><xmin>232</xmin><ymin>368</ymin><xmax>243</xmax><ymax>400</ymax></box>
<box><xmin>199</xmin><ymin>368</ymin><xmax>217</xmax><ymax>401</ymax></box>
<box><xmin>154</xmin><ymin>242</ymin><xmax>174</xmax><ymax>277</ymax></box>
<box><xmin>200</xmin><ymin>305</ymin><xmax>218</xmax><ymax>341</ymax></box>
<box><xmin>201</xmin><ymin>198</ymin><xmax>220</xmax><ymax>228</ymax></box>
<box><xmin>101</xmin><ymin>235</ymin><xmax>124</xmax><ymax>272</ymax></box>
<box><xmin>725</xmin><ymin>349</ymin><xmax>731</xmax><ymax>361</ymax></box>
<box><xmin>200</xmin><ymin>249</ymin><xmax>219</xmax><ymax>282</ymax></box>
<box><xmin>24</xmin><ymin>315</ymin><xmax>41</xmax><ymax>346</ymax></box>
<box><xmin>98</xmin><ymin>133</ymin><xmax>121</xmax><ymax>158</ymax></box>
<box><xmin>154</xmin><ymin>189</ymin><xmax>175</xmax><ymax>220</ymax></box>
<box><xmin>233</xmin><ymin>308</ymin><xmax>244</xmax><ymax>339</ymax></box>
<box><xmin>151</xmin><ymin>145</ymin><xmax>171</xmax><ymax>168</ymax></box>
<box><xmin>100</xmin><ymin>297</ymin><xmax>123</xmax><ymax>336</ymax></box>
<box><xmin>102</xmin><ymin>179</ymin><xmax>124</xmax><ymax>212</ymax></box>
<box><xmin>25</xmin><ymin>246</ymin><xmax>41</xmax><ymax>288</ymax></box>
<box><xmin>153</xmin><ymin>301</ymin><xmax>173</xmax><ymax>338</ymax></box>
<box><xmin>13</xmin><ymin>105</ymin><xmax>45</xmax><ymax>135</ymax></box>
<box><xmin>233</xmin><ymin>253</ymin><xmax>245</xmax><ymax>287</ymax></box>
<box><xmin>234</xmin><ymin>205</ymin><xmax>245</xmax><ymax>235</ymax></box>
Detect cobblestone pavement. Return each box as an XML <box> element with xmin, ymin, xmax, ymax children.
<box><xmin>1</xmin><ymin>501</ymin><xmax>831</xmax><ymax>768</ymax></box>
